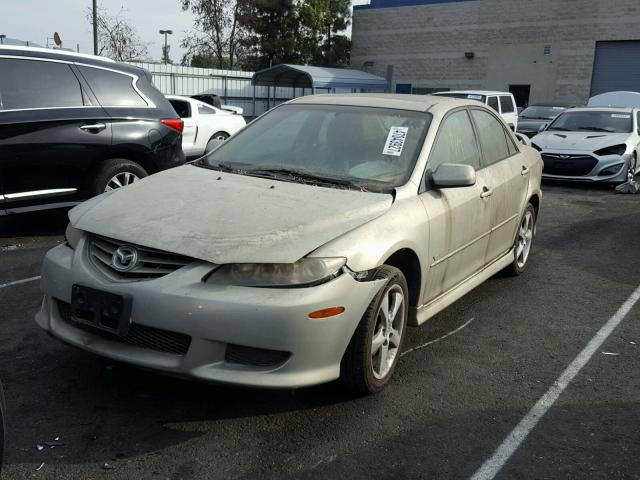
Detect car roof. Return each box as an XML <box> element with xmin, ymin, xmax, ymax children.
<box><xmin>567</xmin><ymin>106</ymin><xmax>636</xmax><ymax>113</ymax></box>
<box><xmin>437</xmin><ymin>90</ymin><xmax>513</xmax><ymax>96</ymax></box>
<box><xmin>288</xmin><ymin>93</ymin><xmax>482</xmax><ymax>113</ymax></box>
<box><xmin>0</xmin><ymin>45</ymin><xmax>115</xmax><ymax>63</ymax></box>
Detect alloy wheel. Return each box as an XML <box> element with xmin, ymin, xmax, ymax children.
<box><xmin>371</xmin><ymin>284</ymin><xmax>405</xmax><ymax>379</ymax></box>
<box><xmin>105</xmin><ymin>172</ymin><xmax>140</xmax><ymax>192</ymax></box>
<box><xmin>516</xmin><ymin>210</ymin><xmax>534</xmax><ymax>269</ymax></box>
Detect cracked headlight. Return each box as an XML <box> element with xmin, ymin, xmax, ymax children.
<box><xmin>64</xmin><ymin>223</ymin><xmax>82</xmax><ymax>250</ymax></box>
<box><xmin>594</xmin><ymin>144</ymin><xmax>627</xmax><ymax>156</ymax></box>
<box><xmin>205</xmin><ymin>257</ymin><xmax>347</xmax><ymax>287</ymax></box>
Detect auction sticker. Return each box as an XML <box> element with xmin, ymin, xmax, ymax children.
<box><xmin>383</xmin><ymin>127</ymin><xmax>409</xmax><ymax>156</ymax></box>
<box><xmin>611</xmin><ymin>114</ymin><xmax>631</xmax><ymax>118</ymax></box>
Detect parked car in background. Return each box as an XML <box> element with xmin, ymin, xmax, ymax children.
<box><xmin>0</xmin><ymin>46</ymin><xmax>185</xmax><ymax>215</ymax></box>
<box><xmin>517</xmin><ymin>104</ymin><xmax>568</xmax><ymax>137</ymax></box>
<box><xmin>532</xmin><ymin>107</ymin><xmax>640</xmax><ymax>183</ymax></box>
<box><xmin>37</xmin><ymin>94</ymin><xmax>542</xmax><ymax>394</ymax></box>
<box><xmin>191</xmin><ymin>92</ymin><xmax>245</xmax><ymax>115</ymax></box>
<box><xmin>167</xmin><ymin>95</ymin><xmax>246</xmax><ymax>158</ymax></box>
<box><xmin>433</xmin><ymin>90</ymin><xmax>518</xmax><ymax>130</ymax></box>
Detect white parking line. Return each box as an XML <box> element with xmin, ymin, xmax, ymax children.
<box><xmin>470</xmin><ymin>282</ymin><xmax>640</xmax><ymax>480</ymax></box>
<box><xmin>0</xmin><ymin>276</ymin><xmax>41</xmax><ymax>290</ymax></box>
<box><xmin>401</xmin><ymin>317</ymin><xmax>475</xmax><ymax>357</ymax></box>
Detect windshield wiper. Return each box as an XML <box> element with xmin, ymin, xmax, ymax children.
<box><xmin>240</xmin><ymin>166</ymin><xmax>364</xmax><ymax>189</ymax></box>
<box><xmin>577</xmin><ymin>127</ymin><xmax>615</xmax><ymax>133</ymax></box>
<box><xmin>547</xmin><ymin>126</ymin><xmax>571</xmax><ymax>131</ymax></box>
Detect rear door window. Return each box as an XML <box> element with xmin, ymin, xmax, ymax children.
<box><xmin>499</xmin><ymin>96</ymin><xmax>515</xmax><ymax>113</ymax></box>
<box><xmin>78</xmin><ymin>66</ymin><xmax>147</xmax><ymax>107</ymax></box>
<box><xmin>471</xmin><ymin>109</ymin><xmax>514</xmax><ymax>166</ymax></box>
<box><xmin>487</xmin><ymin>96</ymin><xmax>499</xmax><ymax>112</ymax></box>
<box><xmin>0</xmin><ymin>58</ymin><xmax>84</xmax><ymax>110</ymax></box>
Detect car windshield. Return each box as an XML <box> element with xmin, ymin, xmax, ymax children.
<box><xmin>520</xmin><ymin>106</ymin><xmax>567</xmax><ymax>120</ymax></box>
<box><xmin>547</xmin><ymin>110</ymin><xmax>633</xmax><ymax>133</ymax></box>
<box><xmin>198</xmin><ymin>104</ymin><xmax>432</xmax><ymax>190</ymax></box>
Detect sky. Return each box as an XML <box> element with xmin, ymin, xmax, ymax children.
<box><xmin>2</xmin><ymin>0</ymin><xmax>371</xmax><ymax>63</ymax></box>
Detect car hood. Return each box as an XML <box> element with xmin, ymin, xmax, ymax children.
<box><xmin>69</xmin><ymin>165</ymin><xmax>393</xmax><ymax>264</ymax></box>
<box><xmin>532</xmin><ymin>131</ymin><xmax>631</xmax><ymax>151</ymax></box>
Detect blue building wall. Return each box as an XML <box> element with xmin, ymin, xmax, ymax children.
<box><xmin>354</xmin><ymin>0</ymin><xmax>476</xmax><ymax>10</ymax></box>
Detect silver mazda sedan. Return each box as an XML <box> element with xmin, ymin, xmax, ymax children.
<box><xmin>36</xmin><ymin>94</ymin><xmax>542</xmax><ymax>393</ymax></box>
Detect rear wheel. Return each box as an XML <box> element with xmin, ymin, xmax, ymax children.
<box><xmin>505</xmin><ymin>203</ymin><xmax>536</xmax><ymax>276</ymax></box>
<box><xmin>205</xmin><ymin>132</ymin><xmax>230</xmax><ymax>153</ymax></box>
<box><xmin>92</xmin><ymin>159</ymin><xmax>148</xmax><ymax>195</ymax></box>
<box><xmin>340</xmin><ymin>265</ymin><xmax>408</xmax><ymax>394</ymax></box>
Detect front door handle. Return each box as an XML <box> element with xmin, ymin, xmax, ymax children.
<box><xmin>79</xmin><ymin>123</ymin><xmax>107</xmax><ymax>132</ymax></box>
<box><xmin>480</xmin><ymin>186</ymin><xmax>493</xmax><ymax>199</ymax></box>
<box><xmin>521</xmin><ymin>165</ymin><xmax>530</xmax><ymax>176</ymax></box>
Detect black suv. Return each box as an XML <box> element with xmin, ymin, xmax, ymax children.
<box><xmin>0</xmin><ymin>46</ymin><xmax>185</xmax><ymax>214</ymax></box>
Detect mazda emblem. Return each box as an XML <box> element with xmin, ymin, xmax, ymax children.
<box><xmin>111</xmin><ymin>246</ymin><xmax>139</xmax><ymax>272</ymax></box>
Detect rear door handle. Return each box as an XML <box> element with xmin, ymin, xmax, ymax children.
<box><xmin>521</xmin><ymin>165</ymin><xmax>530</xmax><ymax>175</ymax></box>
<box><xmin>79</xmin><ymin>123</ymin><xmax>106</xmax><ymax>132</ymax></box>
<box><xmin>480</xmin><ymin>186</ymin><xmax>493</xmax><ymax>199</ymax></box>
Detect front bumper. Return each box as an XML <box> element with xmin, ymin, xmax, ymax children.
<box><xmin>35</xmin><ymin>239</ymin><xmax>383</xmax><ymax>388</ymax></box>
<box><xmin>541</xmin><ymin>152</ymin><xmax>632</xmax><ymax>183</ymax></box>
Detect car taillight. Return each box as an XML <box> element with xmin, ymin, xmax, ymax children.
<box><xmin>161</xmin><ymin>119</ymin><xmax>184</xmax><ymax>133</ymax></box>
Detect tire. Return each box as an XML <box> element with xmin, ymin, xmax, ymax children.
<box><xmin>505</xmin><ymin>203</ymin><xmax>536</xmax><ymax>276</ymax></box>
<box><xmin>340</xmin><ymin>265</ymin><xmax>409</xmax><ymax>394</ymax></box>
<box><xmin>0</xmin><ymin>381</ymin><xmax>5</xmax><ymax>471</ymax></box>
<box><xmin>205</xmin><ymin>132</ymin><xmax>230</xmax><ymax>153</ymax></box>
<box><xmin>92</xmin><ymin>158</ymin><xmax>148</xmax><ymax>196</ymax></box>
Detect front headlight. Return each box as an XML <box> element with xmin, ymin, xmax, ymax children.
<box><xmin>205</xmin><ymin>257</ymin><xmax>347</xmax><ymax>287</ymax></box>
<box><xmin>594</xmin><ymin>144</ymin><xmax>627</xmax><ymax>156</ymax></box>
<box><xmin>64</xmin><ymin>223</ymin><xmax>82</xmax><ymax>250</ymax></box>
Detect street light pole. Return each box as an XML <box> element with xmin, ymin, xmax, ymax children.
<box><xmin>159</xmin><ymin>29</ymin><xmax>173</xmax><ymax>64</ymax></box>
<box><xmin>92</xmin><ymin>0</ymin><xmax>98</xmax><ymax>55</ymax></box>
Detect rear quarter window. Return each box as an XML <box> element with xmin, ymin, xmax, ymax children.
<box><xmin>0</xmin><ymin>58</ymin><xmax>84</xmax><ymax>110</ymax></box>
<box><xmin>499</xmin><ymin>96</ymin><xmax>515</xmax><ymax>114</ymax></box>
<box><xmin>78</xmin><ymin>65</ymin><xmax>147</xmax><ymax>107</ymax></box>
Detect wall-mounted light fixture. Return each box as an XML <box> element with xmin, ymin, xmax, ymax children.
<box><xmin>464</xmin><ymin>52</ymin><xmax>475</xmax><ymax>59</ymax></box>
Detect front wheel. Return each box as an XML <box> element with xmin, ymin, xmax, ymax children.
<box><xmin>340</xmin><ymin>265</ymin><xmax>408</xmax><ymax>394</ymax></box>
<box><xmin>505</xmin><ymin>203</ymin><xmax>536</xmax><ymax>276</ymax></box>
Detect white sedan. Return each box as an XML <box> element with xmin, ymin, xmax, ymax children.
<box><xmin>167</xmin><ymin>95</ymin><xmax>246</xmax><ymax>158</ymax></box>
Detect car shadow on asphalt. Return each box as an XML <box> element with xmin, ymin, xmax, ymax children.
<box><xmin>0</xmin><ymin>209</ymin><xmax>69</xmax><ymax>240</ymax></box>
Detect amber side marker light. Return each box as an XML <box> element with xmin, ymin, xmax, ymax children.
<box><xmin>308</xmin><ymin>307</ymin><xmax>345</xmax><ymax>319</ymax></box>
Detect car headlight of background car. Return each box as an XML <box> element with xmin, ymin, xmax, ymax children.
<box><xmin>205</xmin><ymin>257</ymin><xmax>347</xmax><ymax>287</ymax></box>
<box><xmin>64</xmin><ymin>224</ymin><xmax>83</xmax><ymax>250</ymax></box>
<box><xmin>594</xmin><ymin>144</ymin><xmax>628</xmax><ymax>156</ymax></box>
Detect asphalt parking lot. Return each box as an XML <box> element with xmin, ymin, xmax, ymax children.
<box><xmin>1</xmin><ymin>182</ymin><xmax>639</xmax><ymax>480</ymax></box>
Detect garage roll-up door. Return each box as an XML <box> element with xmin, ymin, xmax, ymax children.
<box><xmin>591</xmin><ymin>41</ymin><xmax>640</xmax><ymax>96</ymax></box>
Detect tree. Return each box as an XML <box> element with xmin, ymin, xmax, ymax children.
<box><xmin>299</xmin><ymin>0</ymin><xmax>351</xmax><ymax>67</ymax></box>
<box><xmin>180</xmin><ymin>0</ymin><xmax>247</xmax><ymax>69</ymax></box>
<box><xmin>238</xmin><ymin>0</ymin><xmax>301</xmax><ymax>70</ymax></box>
<box><xmin>87</xmin><ymin>5</ymin><xmax>150</xmax><ymax>61</ymax></box>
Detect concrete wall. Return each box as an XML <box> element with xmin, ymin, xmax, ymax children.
<box><xmin>352</xmin><ymin>0</ymin><xmax>640</xmax><ymax>105</ymax></box>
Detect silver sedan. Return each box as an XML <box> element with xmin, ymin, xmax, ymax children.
<box><xmin>36</xmin><ymin>94</ymin><xmax>542</xmax><ymax>393</ymax></box>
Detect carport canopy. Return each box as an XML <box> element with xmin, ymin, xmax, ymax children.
<box><xmin>251</xmin><ymin>64</ymin><xmax>388</xmax><ymax>91</ymax></box>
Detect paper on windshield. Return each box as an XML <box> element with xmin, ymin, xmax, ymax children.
<box><xmin>611</xmin><ymin>114</ymin><xmax>631</xmax><ymax>119</ymax></box>
<box><xmin>383</xmin><ymin>127</ymin><xmax>409</xmax><ymax>156</ymax></box>
<box><xmin>467</xmin><ymin>94</ymin><xmax>483</xmax><ymax>100</ymax></box>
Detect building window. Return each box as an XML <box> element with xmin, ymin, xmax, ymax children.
<box><xmin>543</xmin><ymin>45</ymin><xmax>552</xmax><ymax>55</ymax></box>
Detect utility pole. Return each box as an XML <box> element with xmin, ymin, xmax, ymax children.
<box><xmin>92</xmin><ymin>0</ymin><xmax>98</xmax><ymax>55</ymax></box>
<box><xmin>0</xmin><ymin>35</ymin><xmax>6</xmax><ymax>45</ymax></box>
<box><xmin>159</xmin><ymin>29</ymin><xmax>173</xmax><ymax>64</ymax></box>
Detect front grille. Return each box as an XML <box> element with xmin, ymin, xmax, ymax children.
<box><xmin>56</xmin><ymin>299</ymin><xmax>191</xmax><ymax>355</ymax></box>
<box><xmin>225</xmin><ymin>344</ymin><xmax>290</xmax><ymax>367</ymax></box>
<box><xmin>88</xmin><ymin>235</ymin><xmax>194</xmax><ymax>281</ymax></box>
<box><xmin>542</xmin><ymin>153</ymin><xmax>598</xmax><ymax>176</ymax></box>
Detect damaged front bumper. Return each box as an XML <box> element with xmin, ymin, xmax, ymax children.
<box><xmin>35</xmin><ymin>239</ymin><xmax>383</xmax><ymax>388</ymax></box>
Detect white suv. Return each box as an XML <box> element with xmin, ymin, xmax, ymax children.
<box><xmin>433</xmin><ymin>91</ymin><xmax>518</xmax><ymax>130</ymax></box>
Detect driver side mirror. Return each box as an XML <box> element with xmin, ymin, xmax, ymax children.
<box><xmin>432</xmin><ymin>163</ymin><xmax>476</xmax><ymax>188</ymax></box>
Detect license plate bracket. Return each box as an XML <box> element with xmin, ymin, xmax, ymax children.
<box><xmin>70</xmin><ymin>284</ymin><xmax>132</xmax><ymax>336</ymax></box>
